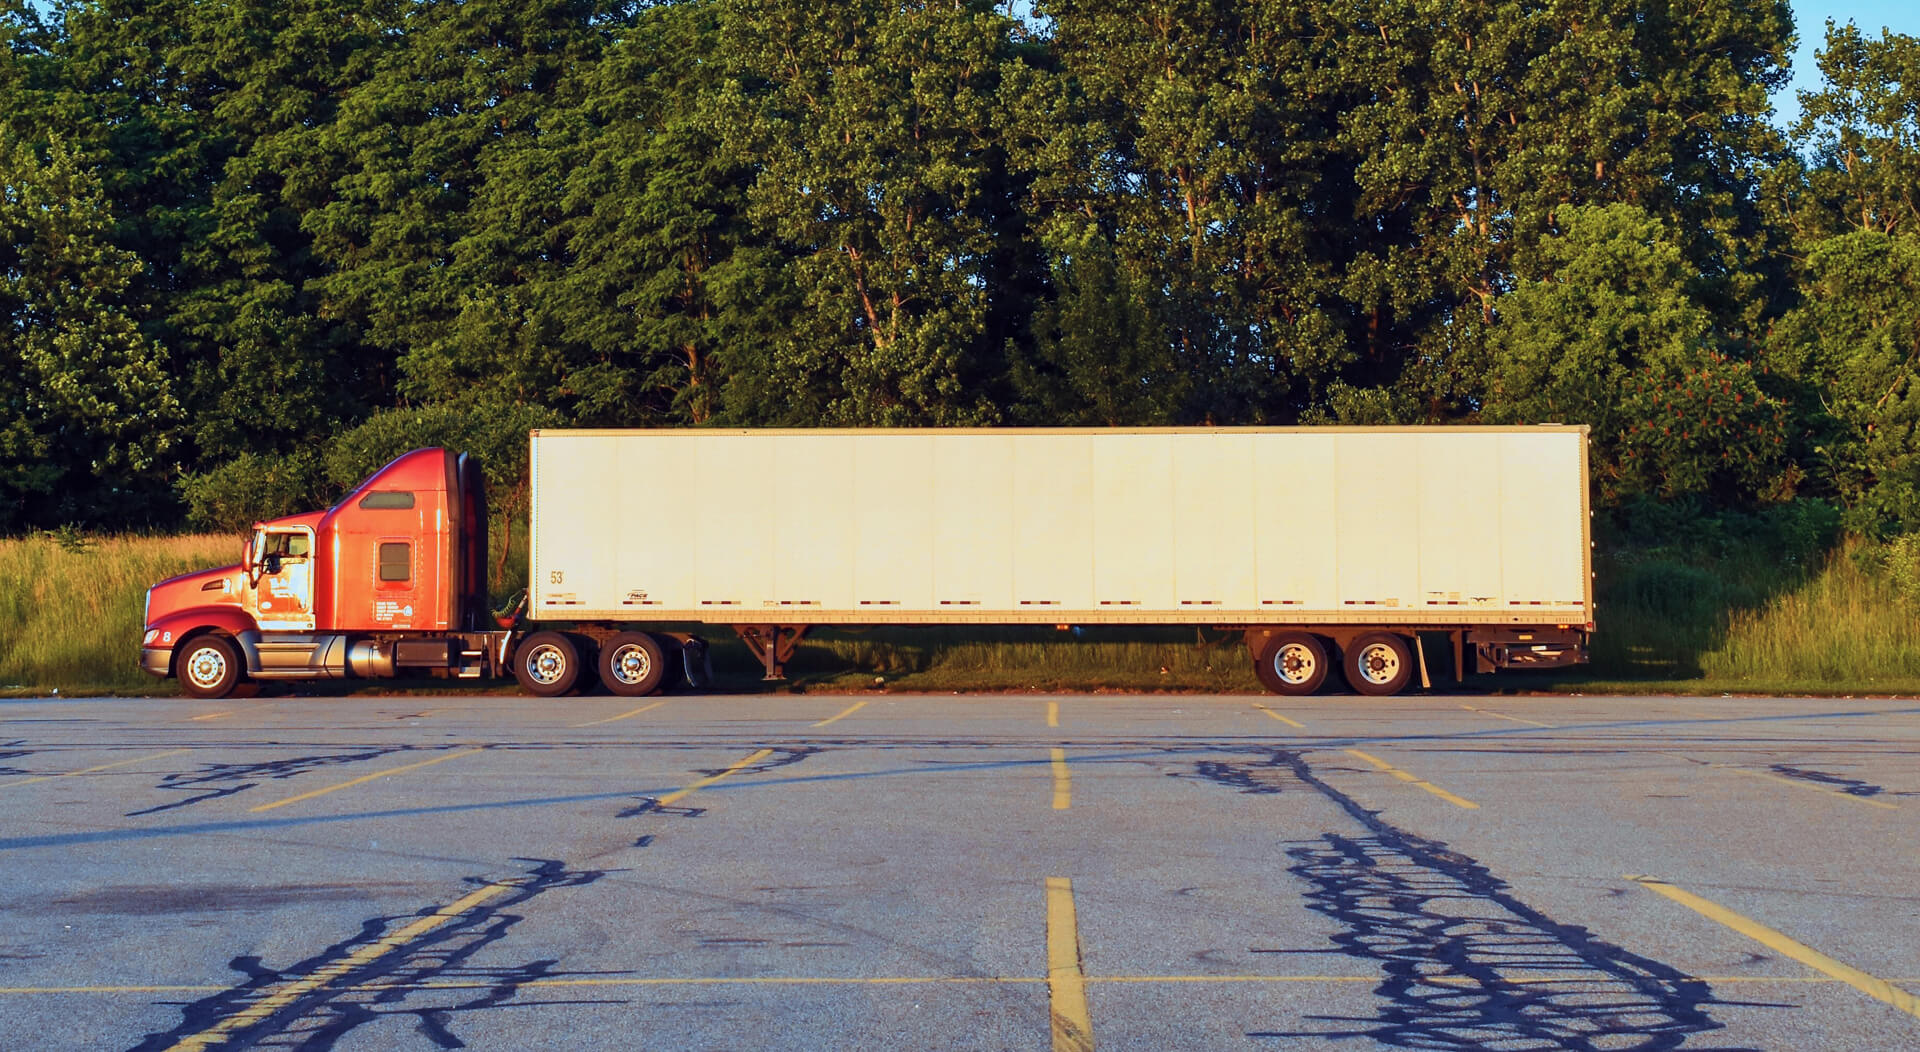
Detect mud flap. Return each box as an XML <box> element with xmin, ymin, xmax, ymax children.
<box><xmin>681</xmin><ymin>636</ymin><xmax>713</xmax><ymax>690</ymax></box>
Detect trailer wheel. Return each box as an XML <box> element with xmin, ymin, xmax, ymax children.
<box><xmin>1345</xmin><ymin>633</ymin><xmax>1414</xmax><ymax>696</ymax></box>
<box><xmin>599</xmin><ymin>632</ymin><xmax>667</xmax><ymax>696</ymax></box>
<box><xmin>177</xmin><ymin>634</ymin><xmax>242</xmax><ymax>699</ymax></box>
<box><xmin>514</xmin><ymin>631</ymin><xmax>582</xmax><ymax>697</ymax></box>
<box><xmin>1254</xmin><ymin>632</ymin><xmax>1331</xmax><ymax>696</ymax></box>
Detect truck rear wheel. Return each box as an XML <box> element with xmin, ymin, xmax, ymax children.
<box><xmin>1345</xmin><ymin>633</ymin><xmax>1414</xmax><ymax>696</ymax></box>
<box><xmin>514</xmin><ymin>631</ymin><xmax>582</xmax><ymax>697</ymax></box>
<box><xmin>1254</xmin><ymin>632</ymin><xmax>1331</xmax><ymax>696</ymax></box>
<box><xmin>177</xmin><ymin>634</ymin><xmax>242</xmax><ymax>699</ymax></box>
<box><xmin>599</xmin><ymin>632</ymin><xmax>667</xmax><ymax>696</ymax></box>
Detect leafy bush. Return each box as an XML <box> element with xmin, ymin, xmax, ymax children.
<box><xmin>176</xmin><ymin>450</ymin><xmax>326</xmax><ymax>531</ymax></box>
<box><xmin>1868</xmin><ymin>533</ymin><xmax>1920</xmax><ymax>606</ymax></box>
<box><xmin>322</xmin><ymin>399</ymin><xmax>562</xmax><ymax>510</ymax></box>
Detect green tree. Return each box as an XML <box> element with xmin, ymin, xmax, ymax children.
<box><xmin>544</xmin><ymin>2</ymin><xmax>776</xmax><ymax>426</ymax></box>
<box><xmin>0</xmin><ymin>135</ymin><xmax>181</xmax><ymax>529</ymax></box>
<box><xmin>1764</xmin><ymin>27</ymin><xmax>1920</xmax><ymax>533</ymax></box>
<box><xmin>1786</xmin><ymin>22</ymin><xmax>1920</xmax><ymax>239</ymax></box>
<box><xmin>299</xmin><ymin>0</ymin><xmax>628</xmax><ymax>414</ymax></box>
<box><xmin>1484</xmin><ymin>204</ymin><xmax>1785</xmax><ymax>503</ymax></box>
<box><xmin>1768</xmin><ymin>232</ymin><xmax>1920</xmax><ymax>533</ymax></box>
<box><xmin>1333</xmin><ymin>0</ymin><xmax>1793</xmax><ymax>417</ymax></box>
<box><xmin>1009</xmin><ymin>227</ymin><xmax>1185</xmax><ymax>425</ymax></box>
<box><xmin>1024</xmin><ymin>0</ymin><xmax>1352</xmax><ymax>424</ymax></box>
<box><xmin>718</xmin><ymin>0</ymin><xmax>1028</xmax><ymax>425</ymax></box>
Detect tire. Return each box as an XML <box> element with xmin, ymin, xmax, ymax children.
<box><xmin>177</xmin><ymin>634</ymin><xmax>243</xmax><ymax>700</ymax></box>
<box><xmin>1253</xmin><ymin>632</ymin><xmax>1331</xmax><ymax>696</ymax></box>
<box><xmin>1345</xmin><ymin>633</ymin><xmax>1414</xmax><ymax>696</ymax></box>
<box><xmin>598</xmin><ymin>632</ymin><xmax>667</xmax><ymax>697</ymax></box>
<box><xmin>514</xmin><ymin>631</ymin><xmax>583</xmax><ymax>697</ymax></box>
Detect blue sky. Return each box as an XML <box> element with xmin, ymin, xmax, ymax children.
<box><xmin>1778</xmin><ymin>1</ymin><xmax>1920</xmax><ymax>128</ymax></box>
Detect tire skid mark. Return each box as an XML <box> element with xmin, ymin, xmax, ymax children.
<box><xmin>129</xmin><ymin>859</ymin><xmax>603</xmax><ymax>1052</ymax></box>
<box><xmin>136</xmin><ymin>747</ymin><xmax>824</xmax><ymax>1048</ymax></box>
<box><xmin>125</xmin><ymin>747</ymin><xmax>429</xmax><ymax>817</ymax></box>
<box><xmin>616</xmin><ymin>746</ymin><xmax>819</xmax><ymax>822</ymax></box>
<box><xmin>1765</xmin><ymin>763</ymin><xmax>1888</xmax><ymax>799</ymax></box>
<box><xmin>1188</xmin><ymin>749</ymin><xmax>1734</xmax><ymax>1050</ymax></box>
<box><xmin>0</xmin><ymin>739</ymin><xmax>33</xmax><ymax>776</ymax></box>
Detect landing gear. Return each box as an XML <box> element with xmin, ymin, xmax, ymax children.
<box><xmin>732</xmin><ymin>624</ymin><xmax>808</xmax><ymax>680</ymax></box>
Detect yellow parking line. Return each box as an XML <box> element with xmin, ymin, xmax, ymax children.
<box><xmin>1046</xmin><ymin>877</ymin><xmax>1094</xmax><ymax>1052</ymax></box>
<box><xmin>1459</xmin><ymin>703</ymin><xmax>1553</xmax><ymax>728</ymax></box>
<box><xmin>186</xmin><ymin>711</ymin><xmax>234</xmax><ymax>722</ymax></box>
<box><xmin>1251</xmin><ymin>703</ymin><xmax>1305</xmax><ymax>729</ymax></box>
<box><xmin>1629</xmin><ymin>875</ymin><xmax>1920</xmax><ymax>1019</ymax></box>
<box><xmin>247</xmin><ymin>749</ymin><xmax>484</xmax><ymax>813</ymax></box>
<box><xmin>164</xmin><ymin>879</ymin><xmax>520</xmax><ymax>1052</ymax></box>
<box><xmin>13</xmin><ymin>972</ymin><xmax>1920</xmax><ymax>997</ymax></box>
<box><xmin>811</xmin><ymin>701</ymin><xmax>867</xmax><ymax>728</ymax></box>
<box><xmin>1710</xmin><ymin>763</ymin><xmax>1897</xmax><ymax>810</ymax></box>
<box><xmin>1343</xmin><ymin>749</ymin><xmax>1479</xmax><ymax>810</ymax></box>
<box><xmin>0</xmin><ymin>749</ymin><xmax>191</xmax><ymax>790</ymax></box>
<box><xmin>1050</xmin><ymin>748</ymin><xmax>1071</xmax><ymax>810</ymax></box>
<box><xmin>572</xmin><ymin>701</ymin><xmax>666</xmax><ymax>728</ymax></box>
<box><xmin>655</xmin><ymin>748</ymin><xmax>775</xmax><ymax>807</ymax></box>
<box><xmin>1046</xmin><ymin>701</ymin><xmax>1059</xmax><ymax>728</ymax></box>
<box><xmin>0</xmin><ymin>985</ymin><xmax>230</xmax><ymax>994</ymax></box>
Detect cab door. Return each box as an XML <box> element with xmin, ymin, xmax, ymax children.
<box><xmin>255</xmin><ymin>526</ymin><xmax>316</xmax><ymax>631</ymax></box>
<box><xmin>371</xmin><ymin>536</ymin><xmax>421</xmax><ymax>629</ymax></box>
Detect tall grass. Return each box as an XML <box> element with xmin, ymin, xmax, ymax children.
<box><xmin>4</xmin><ymin>527</ymin><xmax>1914</xmax><ymax>695</ymax></box>
<box><xmin>0</xmin><ymin>532</ymin><xmax>237</xmax><ymax>692</ymax></box>
<box><xmin>1699</xmin><ymin>550</ymin><xmax>1920</xmax><ymax>687</ymax></box>
<box><xmin>788</xmin><ymin>627</ymin><xmax>1260</xmax><ymax>692</ymax></box>
<box><xmin>1548</xmin><ymin>538</ymin><xmax>1920</xmax><ymax>693</ymax></box>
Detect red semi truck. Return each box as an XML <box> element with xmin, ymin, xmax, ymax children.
<box><xmin>140</xmin><ymin>428</ymin><xmax>1592</xmax><ymax>699</ymax></box>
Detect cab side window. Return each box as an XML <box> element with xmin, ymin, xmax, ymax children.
<box><xmin>360</xmin><ymin>491</ymin><xmax>416</xmax><ymax>510</ymax></box>
<box><xmin>265</xmin><ymin>532</ymin><xmax>308</xmax><ymax>558</ymax></box>
<box><xmin>378</xmin><ymin>542</ymin><xmax>411</xmax><ymax>582</ymax></box>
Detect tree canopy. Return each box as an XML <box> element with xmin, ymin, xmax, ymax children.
<box><xmin>0</xmin><ymin>0</ymin><xmax>1913</xmax><ymax>535</ymax></box>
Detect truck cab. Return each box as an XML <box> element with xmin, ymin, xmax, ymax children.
<box><xmin>141</xmin><ymin>448</ymin><xmax>496</xmax><ymax>697</ymax></box>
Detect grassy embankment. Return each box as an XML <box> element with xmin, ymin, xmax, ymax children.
<box><xmin>3</xmin><ymin>530</ymin><xmax>1918</xmax><ymax>696</ymax></box>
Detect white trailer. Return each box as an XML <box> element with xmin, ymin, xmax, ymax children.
<box><xmin>525</xmin><ymin>426</ymin><xmax>1591</xmax><ymax>696</ymax></box>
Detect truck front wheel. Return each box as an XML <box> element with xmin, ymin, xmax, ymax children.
<box><xmin>1345</xmin><ymin>633</ymin><xmax>1414</xmax><ymax>696</ymax></box>
<box><xmin>599</xmin><ymin>632</ymin><xmax>667</xmax><ymax>696</ymax></box>
<box><xmin>514</xmin><ymin>631</ymin><xmax>582</xmax><ymax>697</ymax></box>
<box><xmin>1254</xmin><ymin>633</ymin><xmax>1331</xmax><ymax>696</ymax></box>
<box><xmin>177</xmin><ymin>634</ymin><xmax>243</xmax><ymax>699</ymax></box>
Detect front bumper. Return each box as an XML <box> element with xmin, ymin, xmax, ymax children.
<box><xmin>139</xmin><ymin>647</ymin><xmax>172</xmax><ymax>679</ymax></box>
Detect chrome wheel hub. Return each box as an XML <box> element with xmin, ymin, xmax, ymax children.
<box><xmin>611</xmin><ymin>644</ymin><xmax>652</xmax><ymax>685</ymax></box>
<box><xmin>1275</xmin><ymin>642</ymin><xmax>1317</xmax><ymax>684</ymax></box>
<box><xmin>1357</xmin><ymin>643</ymin><xmax>1401</xmax><ymax>684</ymax></box>
<box><xmin>526</xmin><ymin>645</ymin><xmax>567</xmax><ymax>685</ymax></box>
<box><xmin>185</xmin><ymin>646</ymin><xmax>227</xmax><ymax>688</ymax></box>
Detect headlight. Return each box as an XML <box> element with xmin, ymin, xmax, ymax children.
<box><xmin>142</xmin><ymin>629</ymin><xmax>160</xmax><ymax>646</ymax></box>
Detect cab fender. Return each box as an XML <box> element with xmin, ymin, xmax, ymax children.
<box><xmin>146</xmin><ymin>608</ymin><xmax>264</xmax><ymax>675</ymax></box>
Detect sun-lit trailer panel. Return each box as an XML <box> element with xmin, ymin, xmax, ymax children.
<box><xmin>529</xmin><ymin>427</ymin><xmax>1592</xmax><ymax>628</ymax></box>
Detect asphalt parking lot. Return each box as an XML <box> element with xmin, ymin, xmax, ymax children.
<box><xmin>0</xmin><ymin>691</ymin><xmax>1916</xmax><ymax>1050</ymax></box>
